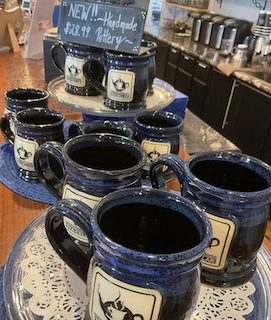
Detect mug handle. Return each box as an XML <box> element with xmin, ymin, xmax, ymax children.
<box><xmin>67</xmin><ymin>121</ymin><xmax>84</xmax><ymax>138</ymax></box>
<box><xmin>34</xmin><ymin>141</ymin><xmax>65</xmax><ymax>199</ymax></box>
<box><xmin>83</xmin><ymin>56</ymin><xmax>106</xmax><ymax>96</ymax></box>
<box><xmin>45</xmin><ymin>198</ymin><xmax>93</xmax><ymax>282</ymax></box>
<box><xmin>0</xmin><ymin>113</ymin><xmax>15</xmax><ymax>145</ymax></box>
<box><xmin>51</xmin><ymin>42</ymin><xmax>67</xmax><ymax>73</ymax></box>
<box><xmin>150</xmin><ymin>153</ymin><xmax>187</xmax><ymax>189</ymax></box>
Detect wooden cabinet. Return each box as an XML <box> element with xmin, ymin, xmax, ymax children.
<box><xmin>165</xmin><ymin>47</ymin><xmax>180</xmax><ymax>86</ymax></box>
<box><xmin>188</xmin><ymin>60</ymin><xmax>210</xmax><ymax>117</ymax></box>
<box><xmin>224</xmin><ymin>82</ymin><xmax>271</xmax><ymax>158</ymax></box>
<box><xmin>175</xmin><ymin>52</ymin><xmax>196</xmax><ymax>96</ymax></box>
<box><xmin>143</xmin><ymin>33</ymin><xmax>169</xmax><ymax>80</ymax></box>
<box><xmin>201</xmin><ymin>68</ymin><xmax>235</xmax><ymax>133</ymax></box>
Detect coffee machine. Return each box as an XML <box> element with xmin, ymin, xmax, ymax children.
<box><xmin>199</xmin><ymin>14</ymin><xmax>214</xmax><ymax>45</ymax></box>
<box><xmin>191</xmin><ymin>12</ymin><xmax>203</xmax><ymax>42</ymax></box>
<box><xmin>221</xmin><ymin>18</ymin><xmax>252</xmax><ymax>52</ymax></box>
<box><xmin>209</xmin><ymin>16</ymin><xmax>226</xmax><ymax>49</ymax></box>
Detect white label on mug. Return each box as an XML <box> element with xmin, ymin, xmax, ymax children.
<box><xmin>107</xmin><ymin>69</ymin><xmax>135</xmax><ymax>102</ymax></box>
<box><xmin>141</xmin><ymin>140</ymin><xmax>171</xmax><ymax>171</ymax></box>
<box><xmin>89</xmin><ymin>267</ymin><xmax>162</xmax><ymax>320</ymax></box>
<box><xmin>65</xmin><ymin>56</ymin><xmax>86</xmax><ymax>88</ymax></box>
<box><xmin>14</xmin><ymin>135</ymin><xmax>38</xmax><ymax>172</ymax></box>
<box><xmin>62</xmin><ymin>184</ymin><xmax>102</xmax><ymax>243</ymax></box>
<box><xmin>202</xmin><ymin>213</ymin><xmax>235</xmax><ymax>270</ymax></box>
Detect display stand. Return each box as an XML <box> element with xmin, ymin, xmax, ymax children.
<box><xmin>48</xmin><ymin>76</ymin><xmax>176</xmax><ymax>118</ymax></box>
<box><xmin>0</xmin><ymin>6</ymin><xmax>23</xmax><ymax>52</ymax></box>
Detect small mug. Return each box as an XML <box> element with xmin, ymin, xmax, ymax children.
<box><xmin>1</xmin><ymin>87</ymin><xmax>49</xmax><ymax>142</ymax></box>
<box><xmin>1</xmin><ymin>107</ymin><xmax>65</xmax><ymax>182</ymax></box>
<box><xmin>51</xmin><ymin>42</ymin><xmax>104</xmax><ymax>96</ymax></box>
<box><xmin>83</xmin><ymin>50</ymin><xmax>149</xmax><ymax>110</ymax></box>
<box><xmin>68</xmin><ymin>120</ymin><xmax>134</xmax><ymax>139</ymax></box>
<box><xmin>45</xmin><ymin>188</ymin><xmax>212</xmax><ymax>319</ymax></box>
<box><xmin>134</xmin><ymin>111</ymin><xmax>183</xmax><ymax>178</ymax></box>
<box><xmin>150</xmin><ymin>151</ymin><xmax>271</xmax><ymax>287</ymax></box>
<box><xmin>34</xmin><ymin>133</ymin><xmax>147</xmax><ymax>244</ymax></box>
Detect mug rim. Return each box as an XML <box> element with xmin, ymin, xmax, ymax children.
<box><xmin>91</xmin><ymin>187</ymin><xmax>212</xmax><ymax>264</ymax></box>
<box><xmin>83</xmin><ymin>120</ymin><xmax>134</xmax><ymax>139</ymax></box>
<box><xmin>5</xmin><ymin>87</ymin><xmax>50</xmax><ymax>102</ymax></box>
<box><xmin>135</xmin><ymin>111</ymin><xmax>183</xmax><ymax>134</ymax></box>
<box><xmin>15</xmin><ymin>107</ymin><xmax>65</xmax><ymax>128</ymax></box>
<box><xmin>186</xmin><ymin>150</ymin><xmax>271</xmax><ymax>199</ymax></box>
<box><xmin>63</xmin><ymin>133</ymin><xmax>147</xmax><ymax>178</ymax></box>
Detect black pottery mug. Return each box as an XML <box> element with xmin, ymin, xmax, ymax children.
<box><xmin>141</xmin><ymin>39</ymin><xmax>157</xmax><ymax>96</ymax></box>
<box><xmin>1</xmin><ymin>88</ymin><xmax>49</xmax><ymax>142</ymax></box>
<box><xmin>1</xmin><ymin>107</ymin><xmax>65</xmax><ymax>182</ymax></box>
<box><xmin>68</xmin><ymin>120</ymin><xmax>134</xmax><ymax>139</ymax></box>
<box><xmin>83</xmin><ymin>50</ymin><xmax>149</xmax><ymax>110</ymax></box>
<box><xmin>34</xmin><ymin>133</ymin><xmax>147</xmax><ymax>244</ymax></box>
<box><xmin>51</xmin><ymin>42</ymin><xmax>104</xmax><ymax>96</ymax></box>
<box><xmin>150</xmin><ymin>151</ymin><xmax>271</xmax><ymax>287</ymax></box>
<box><xmin>134</xmin><ymin>111</ymin><xmax>183</xmax><ymax>178</ymax></box>
<box><xmin>45</xmin><ymin>188</ymin><xmax>212</xmax><ymax>319</ymax></box>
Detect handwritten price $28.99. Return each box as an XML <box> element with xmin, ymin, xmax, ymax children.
<box><xmin>63</xmin><ymin>22</ymin><xmax>91</xmax><ymax>38</ymax></box>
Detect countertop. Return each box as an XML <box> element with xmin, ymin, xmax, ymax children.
<box><xmin>0</xmin><ymin>51</ymin><xmax>270</xmax><ymax>267</ymax></box>
<box><xmin>144</xmin><ymin>22</ymin><xmax>271</xmax><ymax>95</ymax></box>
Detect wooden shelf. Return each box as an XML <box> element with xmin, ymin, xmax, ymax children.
<box><xmin>164</xmin><ymin>1</ymin><xmax>209</xmax><ymax>12</ymax></box>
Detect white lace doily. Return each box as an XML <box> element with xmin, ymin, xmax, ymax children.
<box><xmin>16</xmin><ymin>223</ymin><xmax>259</xmax><ymax>320</ymax></box>
<box><xmin>20</xmin><ymin>227</ymin><xmax>88</xmax><ymax>320</ymax></box>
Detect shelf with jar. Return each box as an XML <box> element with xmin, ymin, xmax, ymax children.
<box><xmin>163</xmin><ymin>0</ymin><xmax>209</xmax><ymax>12</ymax></box>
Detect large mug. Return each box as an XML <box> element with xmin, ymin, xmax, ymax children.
<box><xmin>1</xmin><ymin>107</ymin><xmax>66</xmax><ymax>182</ymax></box>
<box><xmin>150</xmin><ymin>151</ymin><xmax>271</xmax><ymax>287</ymax></box>
<box><xmin>83</xmin><ymin>50</ymin><xmax>149</xmax><ymax>110</ymax></box>
<box><xmin>51</xmin><ymin>42</ymin><xmax>104</xmax><ymax>96</ymax></box>
<box><xmin>45</xmin><ymin>188</ymin><xmax>212</xmax><ymax>319</ymax></box>
<box><xmin>34</xmin><ymin>133</ymin><xmax>147</xmax><ymax>244</ymax></box>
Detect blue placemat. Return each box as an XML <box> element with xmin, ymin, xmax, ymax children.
<box><xmin>0</xmin><ymin>142</ymin><xmax>57</xmax><ymax>204</ymax></box>
<box><xmin>0</xmin><ymin>266</ymin><xmax>7</xmax><ymax>320</ymax></box>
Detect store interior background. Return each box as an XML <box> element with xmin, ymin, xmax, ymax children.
<box><xmin>148</xmin><ymin>0</ymin><xmax>271</xmax><ymax>24</ymax></box>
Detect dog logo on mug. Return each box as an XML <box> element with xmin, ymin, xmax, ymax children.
<box><xmin>90</xmin><ymin>268</ymin><xmax>162</xmax><ymax>320</ymax></box>
<box><xmin>98</xmin><ymin>286</ymin><xmax>144</xmax><ymax>320</ymax></box>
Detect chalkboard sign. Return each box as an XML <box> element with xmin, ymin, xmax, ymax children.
<box><xmin>57</xmin><ymin>0</ymin><xmax>150</xmax><ymax>55</ymax></box>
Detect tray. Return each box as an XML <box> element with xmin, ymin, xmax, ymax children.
<box><xmin>47</xmin><ymin>76</ymin><xmax>176</xmax><ymax>117</ymax></box>
<box><xmin>3</xmin><ymin>210</ymin><xmax>271</xmax><ymax>320</ymax></box>
<box><xmin>0</xmin><ymin>142</ymin><xmax>57</xmax><ymax>204</ymax></box>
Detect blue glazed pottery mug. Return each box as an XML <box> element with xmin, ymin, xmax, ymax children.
<box><xmin>150</xmin><ymin>151</ymin><xmax>271</xmax><ymax>287</ymax></box>
<box><xmin>134</xmin><ymin>111</ymin><xmax>183</xmax><ymax>179</ymax></box>
<box><xmin>34</xmin><ymin>133</ymin><xmax>147</xmax><ymax>244</ymax></box>
<box><xmin>1</xmin><ymin>88</ymin><xmax>49</xmax><ymax>143</ymax></box>
<box><xmin>83</xmin><ymin>50</ymin><xmax>149</xmax><ymax>110</ymax></box>
<box><xmin>68</xmin><ymin>120</ymin><xmax>134</xmax><ymax>139</ymax></box>
<box><xmin>45</xmin><ymin>188</ymin><xmax>212</xmax><ymax>319</ymax></box>
<box><xmin>51</xmin><ymin>42</ymin><xmax>104</xmax><ymax>96</ymax></box>
<box><xmin>1</xmin><ymin>107</ymin><xmax>65</xmax><ymax>182</ymax></box>
<box><xmin>141</xmin><ymin>39</ymin><xmax>157</xmax><ymax>96</ymax></box>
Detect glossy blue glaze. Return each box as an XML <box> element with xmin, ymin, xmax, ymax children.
<box><xmin>83</xmin><ymin>50</ymin><xmax>149</xmax><ymax>110</ymax></box>
<box><xmin>4</xmin><ymin>88</ymin><xmax>49</xmax><ymax>112</ymax></box>
<box><xmin>51</xmin><ymin>42</ymin><xmax>104</xmax><ymax>96</ymax></box>
<box><xmin>150</xmin><ymin>151</ymin><xmax>271</xmax><ymax>287</ymax></box>
<box><xmin>134</xmin><ymin>110</ymin><xmax>183</xmax><ymax>178</ymax></box>
<box><xmin>68</xmin><ymin>120</ymin><xmax>134</xmax><ymax>139</ymax></box>
<box><xmin>45</xmin><ymin>188</ymin><xmax>212</xmax><ymax>319</ymax></box>
<box><xmin>35</xmin><ymin>133</ymin><xmax>147</xmax><ymax>200</ymax></box>
<box><xmin>6</xmin><ymin>108</ymin><xmax>64</xmax><ymax>182</ymax></box>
